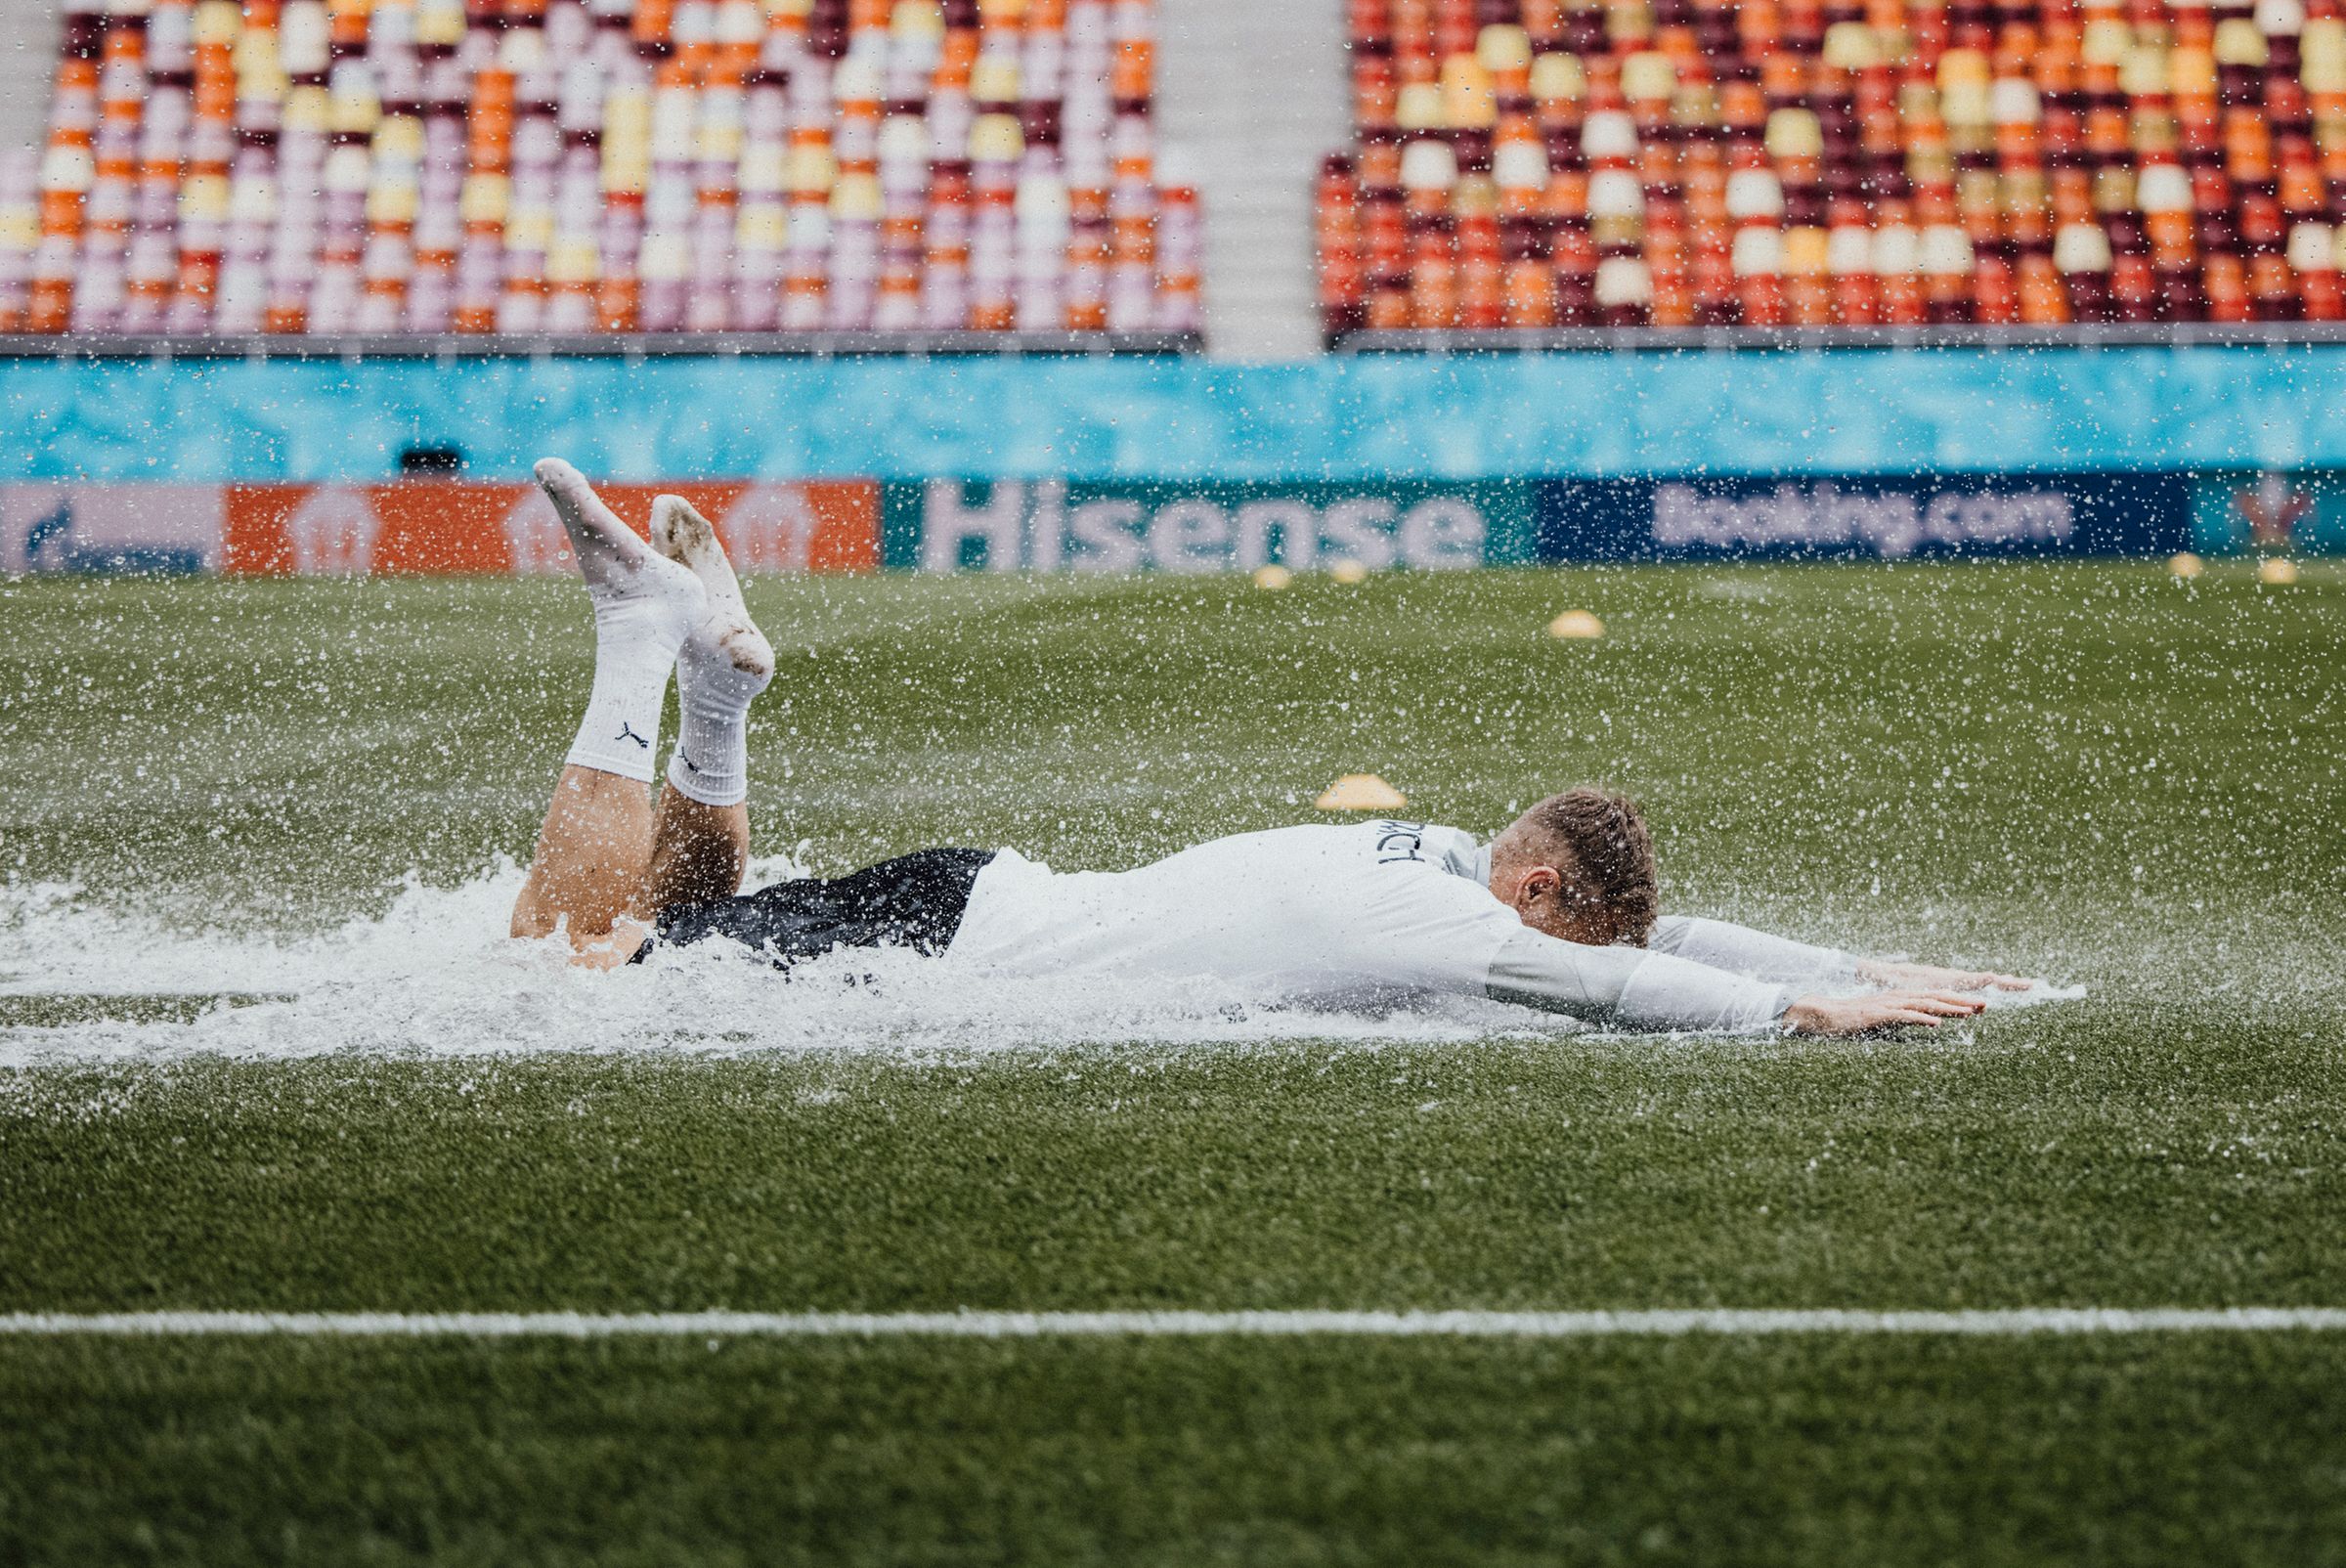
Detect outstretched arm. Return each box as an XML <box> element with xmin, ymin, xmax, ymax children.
<box><xmin>1651</xmin><ymin>915</ymin><xmax>1857</xmax><ymax>985</ymax></box>
<box><xmin>1852</xmin><ymin>957</ymin><xmax>2034</xmax><ymax>993</ymax></box>
<box><xmin>1490</xmin><ymin>928</ymin><xmax>1786</xmax><ymax>1032</ymax></box>
<box><xmin>1654</xmin><ymin>915</ymin><xmax>2034</xmax><ymax>996</ymax></box>
<box><xmin>1486</xmin><ymin>930</ymin><xmax>1984</xmax><ymax>1036</ymax></box>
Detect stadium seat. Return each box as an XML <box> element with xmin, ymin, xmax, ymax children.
<box><xmin>22</xmin><ymin>0</ymin><xmax>1190</xmax><ymax>339</ymax></box>
<box><xmin>1321</xmin><ymin>0</ymin><xmax>2346</xmax><ymax>334</ymax></box>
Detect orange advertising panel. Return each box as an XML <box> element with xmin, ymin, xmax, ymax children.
<box><xmin>221</xmin><ymin>480</ymin><xmax>880</xmax><ymax>576</ymax></box>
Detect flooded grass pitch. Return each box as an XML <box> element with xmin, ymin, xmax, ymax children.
<box><xmin>2</xmin><ymin>560</ymin><xmax>2337</xmax><ymax>1056</ymax></box>
<box><xmin>2</xmin><ymin>562</ymin><xmax>2343</xmax><ymax>1563</ymax></box>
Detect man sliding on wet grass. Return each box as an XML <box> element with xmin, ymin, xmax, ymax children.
<box><xmin>512</xmin><ymin>458</ymin><xmax>2031</xmax><ymax>1037</ymax></box>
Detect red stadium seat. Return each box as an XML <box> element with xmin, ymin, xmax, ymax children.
<box><xmin>22</xmin><ymin>0</ymin><xmax>1188</xmax><ymax>338</ymax></box>
<box><xmin>1324</xmin><ymin>0</ymin><xmax>2345</xmax><ymax>331</ymax></box>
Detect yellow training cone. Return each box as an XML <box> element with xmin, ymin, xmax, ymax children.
<box><xmin>1315</xmin><ymin>773</ymin><xmax>1409</xmax><ymax>812</ymax></box>
<box><xmin>2168</xmin><ymin>551</ymin><xmax>2204</xmax><ymax>580</ymax></box>
<box><xmin>2258</xmin><ymin>557</ymin><xmax>2299</xmax><ymax>586</ymax></box>
<box><xmin>1328</xmin><ymin>559</ymin><xmax>1369</xmax><ymax>585</ymax></box>
<box><xmin>1547</xmin><ymin>609</ymin><xmax>1606</xmax><ymax>639</ymax></box>
<box><xmin>1252</xmin><ymin>564</ymin><xmax>1293</xmax><ymax>590</ymax></box>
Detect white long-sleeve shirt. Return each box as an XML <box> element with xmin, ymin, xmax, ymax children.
<box><xmin>946</xmin><ymin>820</ymin><xmax>1855</xmax><ymax>1033</ymax></box>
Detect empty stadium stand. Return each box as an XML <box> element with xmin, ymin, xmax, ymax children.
<box><xmin>1318</xmin><ymin>0</ymin><xmax>2346</xmax><ymax>341</ymax></box>
<box><xmin>1158</xmin><ymin>0</ymin><xmax>1347</xmax><ymax>358</ymax></box>
<box><xmin>0</xmin><ymin>0</ymin><xmax>1201</xmax><ymax>347</ymax></box>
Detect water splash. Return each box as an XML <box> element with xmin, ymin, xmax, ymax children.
<box><xmin>0</xmin><ymin>858</ymin><xmax>1593</xmax><ymax>1067</ymax></box>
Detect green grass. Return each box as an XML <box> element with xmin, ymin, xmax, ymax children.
<box><xmin>10</xmin><ymin>1334</ymin><xmax>2346</xmax><ymax>1568</ymax></box>
<box><xmin>3</xmin><ymin>561</ymin><xmax>2344</xmax><ymax>1564</ymax></box>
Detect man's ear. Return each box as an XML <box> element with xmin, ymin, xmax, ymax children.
<box><xmin>1512</xmin><ymin>865</ymin><xmax>1562</xmax><ymax>910</ymax></box>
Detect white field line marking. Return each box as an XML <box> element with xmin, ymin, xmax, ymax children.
<box><xmin>4</xmin><ymin>1309</ymin><xmax>2346</xmax><ymax>1339</ymax></box>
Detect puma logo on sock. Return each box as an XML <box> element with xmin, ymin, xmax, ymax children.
<box><xmin>616</xmin><ymin>722</ymin><xmax>650</xmax><ymax>750</ymax></box>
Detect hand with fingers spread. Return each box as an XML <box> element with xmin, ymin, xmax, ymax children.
<box><xmin>1856</xmin><ymin>959</ymin><xmax>2035</xmax><ymax>994</ymax></box>
<box><xmin>1781</xmin><ymin>989</ymin><xmax>1987</xmax><ymax>1036</ymax></box>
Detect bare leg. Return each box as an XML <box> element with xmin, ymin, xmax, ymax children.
<box><xmin>639</xmin><ymin>787</ymin><xmax>750</xmax><ymax>914</ymax></box>
<box><xmin>513</xmin><ymin>775</ymin><xmax>738</xmax><ymax>945</ymax></box>
<box><xmin>511</xmin><ymin>766</ymin><xmax>657</xmax><ymax>939</ymax></box>
<box><xmin>508</xmin><ymin>458</ymin><xmax>705</xmax><ymax>944</ymax></box>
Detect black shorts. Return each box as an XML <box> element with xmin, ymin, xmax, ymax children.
<box><xmin>635</xmin><ymin>848</ymin><xmax>995</xmax><ymax>972</ymax></box>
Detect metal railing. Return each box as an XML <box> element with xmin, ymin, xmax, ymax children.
<box><xmin>1330</xmin><ymin>323</ymin><xmax>2346</xmax><ymax>353</ymax></box>
<box><xmin>0</xmin><ymin>329</ymin><xmax>1205</xmax><ymax>361</ymax></box>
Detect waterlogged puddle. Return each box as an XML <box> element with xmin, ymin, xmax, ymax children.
<box><xmin>0</xmin><ymin>856</ymin><xmax>2093</xmax><ymax>1068</ymax></box>
<box><xmin>0</xmin><ymin>858</ymin><xmax>1601</xmax><ymax>1067</ymax></box>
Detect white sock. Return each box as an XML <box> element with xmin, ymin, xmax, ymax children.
<box><xmin>567</xmin><ymin>596</ymin><xmax>689</xmax><ymax>782</ymax></box>
<box><xmin>538</xmin><ymin>458</ymin><xmax>706</xmax><ymax>784</ymax></box>
<box><xmin>653</xmin><ymin>493</ymin><xmax>773</xmax><ymax>807</ymax></box>
<box><xmin>667</xmin><ymin>640</ymin><xmax>763</xmax><ymax>806</ymax></box>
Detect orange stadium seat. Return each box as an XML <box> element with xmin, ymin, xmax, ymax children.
<box><xmin>10</xmin><ymin>0</ymin><xmax>1189</xmax><ymax>338</ymax></box>
<box><xmin>1320</xmin><ymin>0</ymin><xmax>2346</xmax><ymax>334</ymax></box>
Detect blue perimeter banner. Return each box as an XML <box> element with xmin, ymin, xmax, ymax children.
<box><xmin>2192</xmin><ymin>469</ymin><xmax>2346</xmax><ymax>554</ymax></box>
<box><xmin>881</xmin><ymin>480</ymin><xmax>1542</xmax><ymax>573</ymax></box>
<box><xmin>20</xmin><ymin>468</ymin><xmax>2336</xmax><ymax>575</ymax></box>
<box><xmin>881</xmin><ymin>473</ymin><xmax>2193</xmax><ymax>571</ymax></box>
<box><xmin>1538</xmin><ymin>472</ymin><xmax>2194</xmax><ymax>562</ymax></box>
<box><xmin>11</xmin><ymin>348</ymin><xmax>2346</xmax><ymax>486</ymax></box>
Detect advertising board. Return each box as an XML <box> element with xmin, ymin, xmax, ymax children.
<box><xmin>23</xmin><ymin>471</ymin><xmax>2335</xmax><ymax>577</ymax></box>
<box><xmin>0</xmin><ymin>481</ymin><xmax>879</xmax><ymax>576</ymax></box>
<box><xmin>1535</xmin><ymin>474</ymin><xmax>2195</xmax><ymax>562</ymax></box>
<box><xmin>881</xmin><ymin>480</ymin><xmax>1541</xmax><ymax>573</ymax></box>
